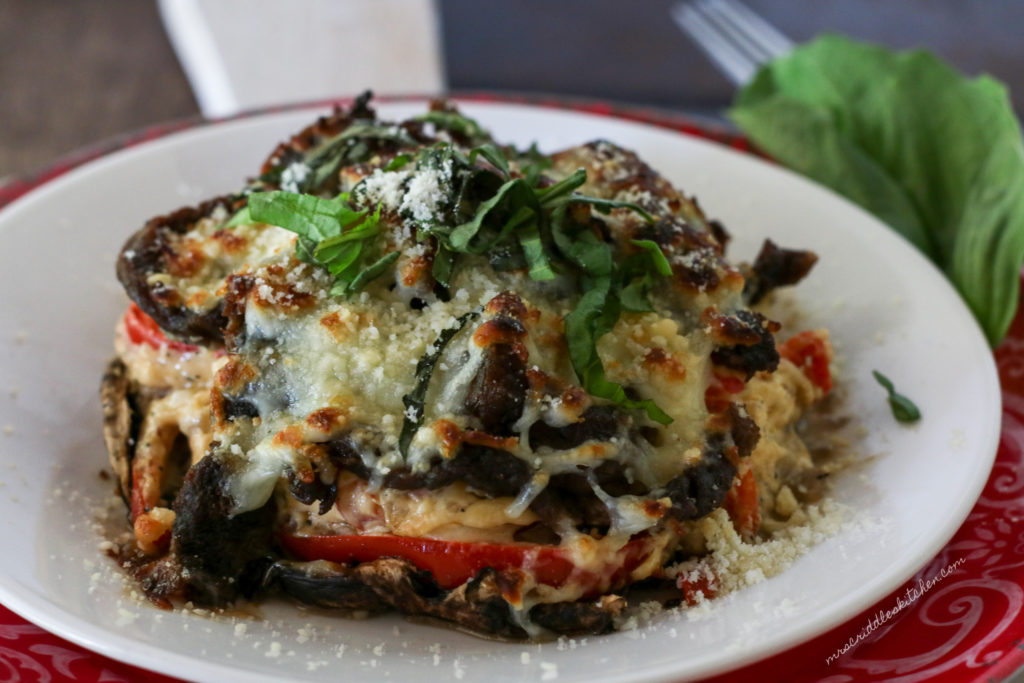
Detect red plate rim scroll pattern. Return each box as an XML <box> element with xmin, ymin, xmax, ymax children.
<box><xmin>0</xmin><ymin>93</ymin><xmax>1021</xmax><ymax>683</ymax></box>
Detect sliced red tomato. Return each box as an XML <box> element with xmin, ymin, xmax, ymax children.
<box><xmin>779</xmin><ymin>330</ymin><xmax>832</xmax><ymax>393</ymax></box>
<box><xmin>122</xmin><ymin>302</ymin><xmax>200</xmax><ymax>354</ymax></box>
<box><xmin>723</xmin><ymin>468</ymin><xmax>760</xmax><ymax>539</ymax></box>
<box><xmin>676</xmin><ymin>568</ymin><xmax>718</xmax><ymax>606</ymax></box>
<box><xmin>704</xmin><ymin>372</ymin><xmax>746</xmax><ymax>413</ymax></box>
<box><xmin>280</xmin><ymin>533</ymin><xmax>652</xmax><ymax>593</ymax></box>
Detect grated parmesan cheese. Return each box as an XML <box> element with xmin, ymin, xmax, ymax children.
<box><xmin>359</xmin><ymin>168</ymin><xmax>410</xmax><ymax>210</ymax></box>
<box><xmin>399</xmin><ymin>163</ymin><xmax>451</xmax><ymax>221</ymax></box>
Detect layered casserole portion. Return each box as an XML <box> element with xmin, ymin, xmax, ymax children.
<box><xmin>102</xmin><ymin>95</ymin><xmax>831</xmax><ymax>638</ymax></box>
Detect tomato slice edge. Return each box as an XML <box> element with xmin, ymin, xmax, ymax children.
<box><xmin>779</xmin><ymin>330</ymin><xmax>832</xmax><ymax>393</ymax></box>
<box><xmin>279</xmin><ymin>533</ymin><xmax>651</xmax><ymax>593</ymax></box>
<box><xmin>123</xmin><ymin>302</ymin><xmax>201</xmax><ymax>354</ymax></box>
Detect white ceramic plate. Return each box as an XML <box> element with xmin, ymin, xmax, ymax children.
<box><xmin>0</xmin><ymin>102</ymin><xmax>1000</xmax><ymax>682</ymax></box>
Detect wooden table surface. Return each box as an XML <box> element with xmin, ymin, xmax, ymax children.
<box><xmin>0</xmin><ymin>0</ymin><xmax>195</xmax><ymax>180</ymax></box>
<box><xmin>2</xmin><ymin>0</ymin><xmax>1023</xmax><ymax>181</ymax></box>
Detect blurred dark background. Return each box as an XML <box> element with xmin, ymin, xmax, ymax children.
<box><xmin>2</xmin><ymin>0</ymin><xmax>1023</xmax><ymax>181</ymax></box>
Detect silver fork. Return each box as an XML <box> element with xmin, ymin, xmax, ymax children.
<box><xmin>671</xmin><ymin>0</ymin><xmax>794</xmax><ymax>86</ymax></box>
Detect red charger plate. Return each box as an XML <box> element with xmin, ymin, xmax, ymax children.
<box><xmin>1</xmin><ymin>93</ymin><xmax>1021</xmax><ymax>683</ymax></box>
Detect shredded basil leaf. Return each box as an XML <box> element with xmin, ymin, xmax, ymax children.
<box><xmin>342</xmin><ymin>250</ymin><xmax>400</xmax><ymax>296</ymax></box>
<box><xmin>399</xmin><ymin>309</ymin><xmax>482</xmax><ymax>456</ymax></box>
<box><xmin>536</xmin><ymin>168</ymin><xmax>587</xmax><ymax>207</ymax></box>
<box><xmin>577</xmin><ymin>197</ymin><xmax>655</xmax><ymax>223</ymax></box>
<box><xmin>630</xmin><ymin>239</ymin><xmax>673</xmax><ymax>276</ymax></box>
<box><xmin>223</xmin><ymin>118</ymin><xmax>679</xmax><ymax>424</ymax></box>
<box><xmin>446</xmin><ymin>178</ymin><xmax>534</xmax><ymax>253</ymax></box>
<box><xmin>254</xmin><ymin>122</ymin><xmax>418</xmax><ymax>195</ymax></box>
<box><xmin>469</xmin><ymin>143</ymin><xmax>511</xmax><ymax>179</ymax></box>
<box><xmin>432</xmin><ymin>242</ymin><xmax>457</xmax><ymax>287</ymax></box>
<box><xmin>519</xmin><ymin>142</ymin><xmax>553</xmax><ymax>187</ymax></box>
<box><xmin>872</xmin><ymin>370</ymin><xmax>921</xmax><ymax>423</ymax></box>
<box><xmin>517</xmin><ymin>219</ymin><xmax>555</xmax><ymax>281</ymax></box>
<box><xmin>317</xmin><ymin>138</ymin><xmax>674</xmax><ymax>424</ymax></box>
<box><xmin>247</xmin><ymin>191</ymin><xmax>395</xmax><ymax>296</ymax></box>
<box><xmin>619</xmin><ymin>277</ymin><xmax>656</xmax><ymax>313</ymax></box>
<box><xmin>223</xmin><ymin>206</ymin><xmax>251</xmax><ymax>228</ymax></box>
<box><xmin>384</xmin><ymin>154</ymin><xmax>412</xmax><ymax>171</ymax></box>
<box><xmin>414</xmin><ymin>111</ymin><xmax>489</xmax><ymax>144</ymax></box>
<box><xmin>549</xmin><ymin>209</ymin><xmax>673</xmax><ymax>424</ymax></box>
<box><xmin>247</xmin><ymin>192</ymin><xmax>359</xmax><ymax>240</ymax></box>
<box><xmin>308</xmin><ymin>123</ymin><xmax>418</xmax><ymax>192</ymax></box>
<box><xmin>563</xmin><ymin>277</ymin><xmax>672</xmax><ymax>425</ymax></box>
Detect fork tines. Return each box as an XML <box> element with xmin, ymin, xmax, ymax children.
<box><xmin>671</xmin><ymin>0</ymin><xmax>794</xmax><ymax>86</ymax></box>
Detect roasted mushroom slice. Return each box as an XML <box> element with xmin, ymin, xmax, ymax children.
<box><xmin>264</xmin><ymin>558</ymin><xmax>625</xmax><ymax>638</ymax></box>
<box><xmin>116</xmin><ymin>194</ymin><xmax>243</xmax><ymax>345</ymax></box>
<box><xmin>743</xmin><ymin>239</ymin><xmax>818</xmax><ymax>305</ymax></box>
<box><xmin>100</xmin><ymin>357</ymin><xmax>133</xmax><ymax>503</ymax></box>
<box><xmin>102</xmin><ymin>346</ymin><xmax>217</xmax><ymax>556</ymax></box>
<box><xmin>255</xmin><ymin>90</ymin><xmax>434</xmax><ymax>196</ymax></box>
<box><xmin>171</xmin><ymin>455</ymin><xmax>277</xmax><ymax>604</ymax></box>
